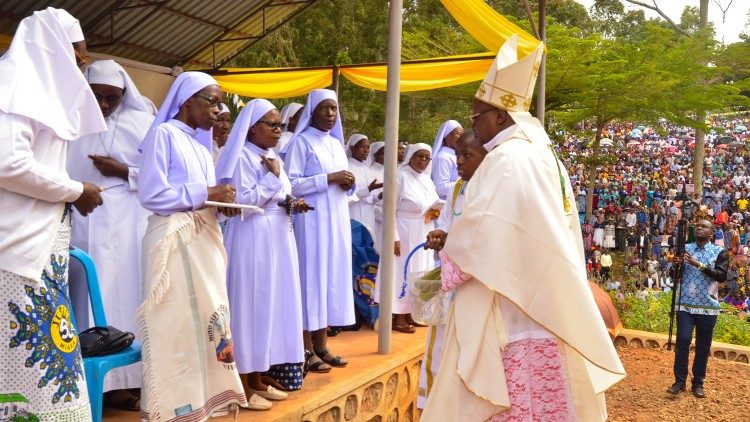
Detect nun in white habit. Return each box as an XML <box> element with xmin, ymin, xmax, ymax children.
<box><xmin>368</xmin><ymin>141</ymin><xmax>386</xmax><ymax>251</ymax></box>
<box><xmin>216</xmin><ymin>98</ymin><xmax>305</xmax><ymax>410</ymax></box>
<box><xmin>283</xmin><ymin>89</ymin><xmax>355</xmax><ymax>372</ymax></box>
<box><xmin>275</xmin><ymin>102</ymin><xmax>303</xmax><ymax>157</ymax></box>
<box><xmin>431</xmin><ymin>120</ymin><xmax>463</xmax><ymax>199</ymax></box>
<box><xmin>346</xmin><ymin>133</ymin><xmax>381</xmax><ymax>236</ymax></box>
<box><xmin>376</xmin><ymin>143</ymin><xmax>441</xmax><ymax>333</ymax></box>
<box><xmin>66</xmin><ymin>59</ymin><xmax>153</xmax><ymax>396</ymax></box>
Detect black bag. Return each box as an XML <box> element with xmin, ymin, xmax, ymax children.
<box><xmin>79</xmin><ymin>326</ymin><xmax>135</xmax><ymax>357</ymax></box>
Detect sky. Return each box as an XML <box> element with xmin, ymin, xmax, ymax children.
<box><xmin>574</xmin><ymin>0</ymin><xmax>748</xmax><ymax>44</ymax></box>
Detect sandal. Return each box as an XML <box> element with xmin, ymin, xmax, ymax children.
<box><xmin>261</xmin><ymin>375</ymin><xmax>286</xmax><ymax>392</ymax></box>
<box><xmin>315</xmin><ymin>348</ymin><xmax>348</xmax><ymax>367</ymax></box>
<box><xmin>406</xmin><ymin>314</ymin><xmax>427</xmax><ymax>327</ymax></box>
<box><xmin>103</xmin><ymin>390</ymin><xmax>140</xmax><ymax>411</ymax></box>
<box><xmin>393</xmin><ymin>323</ymin><xmax>416</xmax><ymax>334</ymax></box>
<box><xmin>305</xmin><ymin>351</ymin><xmax>332</xmax><ymax>373</ymax></box>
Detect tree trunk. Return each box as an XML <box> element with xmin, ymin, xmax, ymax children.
<box><xmin>585</xmin><ymin>121</ymin><xmax>604</xmax><ymax>221</ymax></box>
<box><xmin>692</xmin><ymin>0</ymin><xmax>709</xmax><ymax>198</ymax></box>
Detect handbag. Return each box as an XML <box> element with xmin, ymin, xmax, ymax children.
<box><xmin>79</xmin><ymin>326</ymin><xmax>135</xmax><ymax>357</ymax></box>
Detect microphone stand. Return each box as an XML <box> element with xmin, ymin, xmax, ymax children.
<box><xmin>667</xmin><ymin>185</ymin><xmax>690</xmax><ymax>350</ymax></box>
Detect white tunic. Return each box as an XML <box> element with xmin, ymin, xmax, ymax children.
<box><xmin>66</xmin><ymin>107</ymin><xmax>153</xmax><ymax>391</ymax></box>
<box><xmin>284</xmin><ymin>127</ymin><xmax>355</xmax><ymax>331</ymax></box>
<box><xmin>376</xmin><ymin>166</ymin><xmax>439</xmax><ymax>314</ymax></box>
<box><xmin>370</xmin><ymin>161</ymin><xmax>385</xmax><ymax>251</ymax></box>
<box><xmin>0</xmin><ymin>112</ymin><xmax>83</xmax><ymax>280</ymax></box>
<box><xmin>224</xmin><ymin>142</ymin><xmax>304</xmax><ymax>373</ymax></box>
<box><xmin>348</xmin><ymin>157</ymin><xmax>377</xmax><ymax>237</ymax></box>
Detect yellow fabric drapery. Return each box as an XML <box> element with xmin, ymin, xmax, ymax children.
<box><xmin>340</xmin><ymin>53</ymin><xmax>493</xmax><ymax>92</ymax></box>
<box><xmin>213</xmin><ymin>67</ymin><xmax>333</xmax><ymax>99</ymax></box>
<box><xmin>0</xmin><ymin>34</ymin><xmax>11</xmax><ymax>50</ymax></box>
<box><xmin>440</xmin><ymin>0</ymin><xmax>541</xmax><ymax>57</ymax></box>
<box><xmin>1</xmin><ymin>1</ymin><xmax>543</xmax><ymax>99</ymax></box>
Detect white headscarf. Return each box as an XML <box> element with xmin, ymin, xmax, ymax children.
<box><xmin>292</xmin><ymin>89</ymin><xmax>344</xmax><ymax>144</ymax></box>
<box><xmin>142</xmin><ymin>71</ymin><xmax>219</xmax><ymax>151</ymax></box>
<box><xmin>141</xmin><ymin>95</ymin><xmax>159</xmax><ymax>116</ymax></box>
<box><xmin>215</xmin><ymin>98</ymin><xmax>276</xmax><ymax>183</ymax></box>
<box><xmin>345</xmin><ymin>133</ymin><xmax>368</xmax><ymax>158</ymax></box>
<box><xmin>218</xmin><ymin>103</ymin><xmax>230</xmax><ymax>116</ymax></box>
<box><xmin>432</xmin><ymin>120</ymin><xmax>462</xmax><ymax>154</ymax></box>
<box><xmin>368</xmin><ymin>141</ymin><xmax>385</xmax><ymax>165</ymax></box>
<box><xmin>280</xmin><ymin>102</ymin><xmax>303</xmax><ymax>126</ymax></box>
<box><xmin>0</xmin><ymin>7</ymin><xmax>105</xmax><ymax>140</ymax></box>
<box><xmin>84</xmin><ymin>59</ymin><xmax>149</xmax><ymax>113</ymax></box>
<box><xmin>400</xmin><ymin>143</ymin><xmax>433</xmax><ymax>173</ymax></box>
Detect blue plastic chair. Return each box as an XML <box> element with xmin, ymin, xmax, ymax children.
<box><xmin>69</xmin><ymin>246</ymin><xmax>142</xmax><ymax>422</ymax></box>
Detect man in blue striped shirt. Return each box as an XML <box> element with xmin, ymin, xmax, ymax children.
<box><xmin>667</xmin><ymin>219</ymin><xmax>728</xmax><ymax>398</ymax></box>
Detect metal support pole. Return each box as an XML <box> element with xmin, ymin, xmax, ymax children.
<box><xmin>378</xmin><ymin>0</ymin><xmax>403</xmax><ymax>355</ymax></box>
<box><xmin>332</xmin><ymin>66</ymin><xmax>340</xmax><ymax>96</ymax></box>
<box><xmin>536</xmin><ymin>0</ymin><xmax>546</xmax><ymax>124</ymax></box>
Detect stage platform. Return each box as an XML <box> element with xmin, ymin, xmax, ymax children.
<box><xmin>104</xmin><ymin>327</ymin><xmax>427</xmax><ymax>422</ymax></box>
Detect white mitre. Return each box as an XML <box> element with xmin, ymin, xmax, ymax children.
<box><xmin>475</xmin><ymin>35</ymin><xmax>544</xmax><ymax>113</ymax></box>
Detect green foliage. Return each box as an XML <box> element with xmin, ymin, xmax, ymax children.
<box><xmin>612</xmin><ymin>292</ymin><xmax>750</xmax><ymax>347</ymax></box>
<box><xmin>226</xmin><ymin>0</ymin><xmax>750</xmax><ymax>144</ymax></box>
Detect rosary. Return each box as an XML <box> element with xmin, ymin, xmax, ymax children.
<box><xmin>278</xmin><ymin>195</ymin><xmax>314</xmax><ymax>232</ymax></box>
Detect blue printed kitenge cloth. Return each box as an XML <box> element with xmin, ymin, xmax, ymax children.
<box><xmin>677</xmin><ymin>242</ymin><xmax>723</xmax><ymax>316</ymax></box>
<box><xmin>1</xmin><ymin>210</ymin><xmax>91</xmax><ymax>421</ymax></box>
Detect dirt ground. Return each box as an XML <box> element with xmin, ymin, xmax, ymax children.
<box><xmin>607</xmin><ymin>346</ymin><xmax>750</xmax><ymax>422</ymax></box>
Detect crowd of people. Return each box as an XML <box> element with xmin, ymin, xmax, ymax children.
<box><xmin>2</xmin><ymin>10</ymin><xmax>627</xmax><ymax>419</ymax></box>
<box><xmin>563</xmin><ymin>112</ymin><xmax>750</xmax><ymax>305</ymax></box>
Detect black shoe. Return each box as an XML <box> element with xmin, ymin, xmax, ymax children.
<box><xmin>666</xmin><ymin>383</ymin><xmax>686</xmax><ymax>395</ymax></box>
<box><xmin>692</xmin><ymin>385</ymin><xmax>705</xmax><ymax>398</ymax></box>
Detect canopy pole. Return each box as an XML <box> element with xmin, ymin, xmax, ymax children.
<box><xmin>378</xmin><ymin>0</ymin><xmax>403</xmax><ymax>355</ymax></box>
<box><xmin>332</xmin><ymin>65</ymin><xmax>340</xmax><ymax>96</ymax></box>
<box><xmin>536</xmin><ymin>0</ymin><xmax>546</xmax><ymax>124</ymax></box>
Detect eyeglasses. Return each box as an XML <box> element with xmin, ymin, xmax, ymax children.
<box><xmin>470</xmin><ymin>108</ymin><xmax>497</xmax><ymax>123</ymax></box>
<box><xmin>413</xmin><ymin>153</ymin><xmax>432</xmax><ymax>162</ymax></box>
<box><xmin>193</xmin><ymin>93</ymin><xmax>221</xmax><ymax>108</ymax></box>
<box><xmin>256</xmin><ymin>120</ymin><xmax>284</xmax><ymax>131</ymax></box>
<box><xmin>74</xmin><ymin>50</ymin><xmax>87</xmax><ymax>67</ymax></box>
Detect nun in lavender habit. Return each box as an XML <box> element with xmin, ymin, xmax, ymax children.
<box><xmin>431</xmin><ymin>120</ymin><xmax>463</xmax><ymax>199</ymax></box>
<box><xmin>216</xmin><ymin>98</ymin><xmax>306</xmax><ymax>410</ymax></box>
<box><xmin>137</xmin><ymin>71</ymin><xmax>246</xmax><ymax>421</ymax></box>
<box><xmin>283</xmin><ymin>89</ymin><xmax>356</xmax><ymax>373</ymax></box>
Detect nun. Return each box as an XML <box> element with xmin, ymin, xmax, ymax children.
<box><xmin>137</xmin><ymin>71</ymin><xmax>246</xmax><ymax>420</ymax></box>
<box><xmin>430</xmin><ymin>120</ymin><xmax>463</xmax><ymax>199</ymax></box>
<box><xmin>211</xmin><ymin>103</ymin><xmax>231</xmax><ymax>163</ymax></box>
<box><xmin>368</xmin><ymin>141</ymin><xmax>386</xmax><ymax>250</ymax></box>
<box><xmin>377</xmin><ymin>143</ymin><xmax>441</xmax><ymax>333</ymax></box>
<box><xmin>284</xmin><ymin>89</ymin><xmax>356</xmax><ymax>373</ymax></box>
<box><xmin>346</xmin><ymin>133</ymin><xmax>382</xmax><ymax>235</ymax></box>
<box><xmin>215</xmin><ymin>99</ymin><xmax>305</xmax><ymax>410</ymax></box>
<box><xmin>66</xmin><ymin>59</ymin><xmax>153</xmax><ymax>407</ymax></box>
<box><xmin>275</xmin><ymin>102</ymin><xmax>304</xmax><ymax>156</ymax></box>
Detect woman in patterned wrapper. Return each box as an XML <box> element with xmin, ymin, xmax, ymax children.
<box><xmin>0</xmin><ymin>7</ymin><xmax>107</xmax><ymax>421</ymax></box>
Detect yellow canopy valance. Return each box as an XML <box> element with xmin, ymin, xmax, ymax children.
<box><xmin>340</xmin><ymin>53</ymin><xmax>494</xmax><ymax>92</ymax></box>
<box><xmin>213</xmin><ymin>67</ymin><xmax>333</xmax><ymax>99</ymax></box>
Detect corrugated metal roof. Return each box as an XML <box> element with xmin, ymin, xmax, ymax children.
<box><xmin>0</xmin><ymin>0</ymin><xmax>320</xmax><ymax>69</ymax></box>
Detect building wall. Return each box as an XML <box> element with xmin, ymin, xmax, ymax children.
<box><xmin>302</xmin><ymin>355</ymin><xmax>422</xmax><ymax>422</ymax></box>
